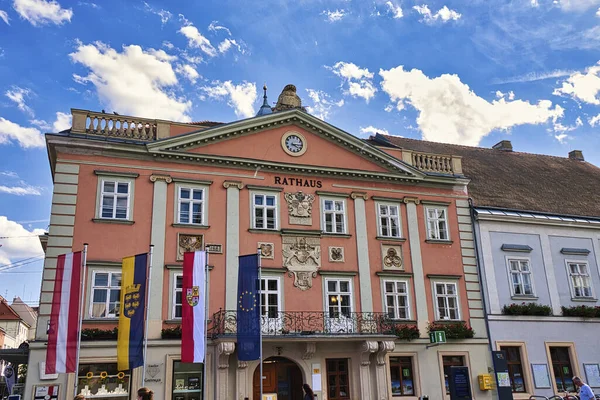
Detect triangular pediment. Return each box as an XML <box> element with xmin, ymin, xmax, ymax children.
<box><xmin>147</xmin><ymin>110</ymin><xmax>425</xmax><ymax>180</ymax></box>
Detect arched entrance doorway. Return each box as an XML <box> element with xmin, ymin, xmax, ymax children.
<box><xmin>253</xmin><ymin>356</ymin><xmax>304</xmax><ymax>400</ymax></box>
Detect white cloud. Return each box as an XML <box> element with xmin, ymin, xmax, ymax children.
<box><xmin>0</xmin><ymin>117</ymin><xmax>44</xmax><ymax>148</ymax></box>
<box><xmin>0</xmin><ymin>171</ymin><xmax>18</xmax><ymax>178</ymax></box>
<box><xmin>13</xmin><ymin>0</ymin><xmax>73</xmax><ymax>26</ymax></box>
<box><xmin>0</xmin><ymin>183</ymin><xmax>42</xmax><ymax>196</ymax></box>
<box><xmin>201</xmin><ymin>80</ymin><xmax>257</xmax><ymax>118</ymax></box>
<box><xmin>385</xmin><ymin>1</ymin><xmax>403</xmax><ymax>18</ymax></box>
<box><xmin>179</xmin><ymin>25</ymin><xmax>217</xmax><ymax>57</ymax></box>
<box><xmin>208</xmin><ymin>21</ymin><xmax>231</xmax><ymax>36</ymax></box>
<box><xmin>0</xmin><ymin>216</ymin><xmax>45</xmax><ymax>266</ymax></box>
<box><xmin>77</xmin><ymin>2</ymin><xmax>99</xmax><ymax>9</ymax></box>
<box><xmin>413</xmin><ymin>4</ymin><xmax>461</xmax><ymax>24</ymax></box>
<box><xmin>143</xmin><ymin>2</ymin><xmax>171</xmax><ymax>25</ymax></box>
<box><xmin>162</xmin><ymin>40</ymin><xmax>174</xmax><ymax>50</ymax></box>
<box><xmin>553</xmin><ymin>62</ymin><xmax>600</xmax><ymax>104</ymax></box>
<box><xmin>69</xmin><ymin>42</ymin><xmax>192</xmax><ymax>122</ymax></box>
<box><xmin>175</xmin><ymin>64</ymin><xmax>200</xmax><ymax>83</ymax></box>
<box><xmin>493</xmin><ymin>69</ymin><xmax>576</xmax><ymax>84</ymax></box>
<box><xmin>327</xmin><ymin>61</ymin><xmax>377</xmax><ymax>102</ymax></box>
<box><xmin>5</xmin><ymin>87</ymin><xmax>34</xmax><ymax>116</ymax></box>
<box><xmin>0</xmin><ymin>10</ymin><xmax>10</xmax><ymax>24</ymax></box>
<box><xmin>305</xmin><ymin>89</ymin><xmax>344</xmax><ymax>120</ymax></box>
<box><xmin>322</xmin><ymin>9</ymin><xmax>346</xmax><ymax>22</ymax></box>
<box><xmin>218</xmin><ymin>38</ymin><xmax>246</xmax><ymax>55</ymax></box>
<box><xmin>360</xmin><ymin>126</ymin><xmax>390</xmax><ymax>136</ymax></box>
<box><xmin>379</xmin><ymin>65</ymin><xmax>564</xmax><ymax>146</ymax></box>
<box><xmin>597</xmin><ymin>6</ymin><xmax>600</xmax><ymax>15</ymax></box>
<box><xmin>554</xmin><ymin>133</ymin><xmax>569</xmax><ymax>143</ymax></box>
<box><xmin>589</xmin><ymin>113</ymin><xmax>600</xmax><ymax>126</ymax></box>
<box><xmin>496</xmin><ymin>90</ymin><xmax>515</xmax><ymax>100</ymax></box>
<box><xmin>29</xmin><ymin>119</ymin><xmax>51</xmax><ymax>130</ymax></box>
<box><xmin>557</xmin><ymin>0</ymin><xmax>600</xmax><ymax>11</ymax></box>
<box><xmin>53</xmin><ymin>111</ymin><xmax>71</xmax><ymax>131</ymax></box>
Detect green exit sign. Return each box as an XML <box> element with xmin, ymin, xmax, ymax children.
<box><xmin>430</xmin><ymin>330</ymin><xmax>447</xmax><ymax>344</ymax></box>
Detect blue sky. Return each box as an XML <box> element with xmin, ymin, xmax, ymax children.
<box><xmin>1</xmin><ymin>0</ymin><xmax>600</xmax><ymax>304</ymax></box>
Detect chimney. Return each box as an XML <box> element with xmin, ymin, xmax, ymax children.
<box><xmin>568</xmin><ymin>150</ymin><xmax>584</xmax><ymax>161</ymax></box>
<box><xmin>492</xmin><ymin>140</ymin><xmax>513</xmax><ymax>152</ymax></box>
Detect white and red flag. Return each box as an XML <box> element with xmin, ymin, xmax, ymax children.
<box><xmin>45</xmin><ymin>251</ymin><xmax>83</xmax><ymax>374</ymax></box>
<box><xmin>181</xmin><ymin>251</ymin><xmax>207</xmax><ymax>363</ymax></box>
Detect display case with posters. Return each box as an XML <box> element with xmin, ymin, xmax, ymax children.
<box><xmin>171</xmin><ymin>361</ymin><xmax>204</xmax><ymax>400</ymax></box>
<box><xmin>76</xmin><ymin>363</ymin><xmax>130</xmax><ymax>399</ymax></box>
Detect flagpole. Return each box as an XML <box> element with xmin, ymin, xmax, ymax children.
<box><xmin>203</xmin><ymin>248</ymin><xmax>209</xmax><ymax>400</ymax></box>
<box><xmin>257</xmin><ymin>248</ymin><xmax>263</xmax><ymax>400</ymax></box>
<box><xmin>142</xmin><ymin>245</ymin><xmax>154</xmax><ymax>385</ymax></box>
<box><xmin>74</xmin><ymin>243</ymin><xmax>88</xmax><ymax>397</ymax></box>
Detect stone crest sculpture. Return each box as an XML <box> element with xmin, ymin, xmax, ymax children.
<box><xmin>382</xmin><ymin>245</ymin><xmax>402</xmax><ymax>269</ymax></box>
<box><xmin>329</xmin><ymin>247</ymin><xmax>344</xmax><ymax>262</ymax></box>
<box><xmin>284</xmin><ymin>191</ymin><xmax>315</xmax><ymax>225</ymax></box>
<box><xmin>177</xmin><ymin>234</ymin><xmax>204</xmax><ymax>261</ymax></box>
<box><xmin>259</xmin><ymin>242</ymin><xmax>274</xmax><ymax>259</ymax></box>
<box><xmin>282</xmin><ymin>236</ymin><xmax>321</xmax><ymax>290</ymax></box>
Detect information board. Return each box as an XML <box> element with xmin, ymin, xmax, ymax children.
<box><xmin>492</xmin><ymin>350</ymin><xmax>514</xmax><ymax>400</ymax></box>
<box><xmin>449</xmin><ymin>366</ymin><xmax>472</xmax><ymax>400</ymax></box>
<box><xmin>531</xmin><ymin>364</ymin><xmax>551</xmax><ymax>389</ymax></box>
<box><xmin>584</xmin><ymin>364</ymin><xmax>600</xmax><ymax>388</ymax></box>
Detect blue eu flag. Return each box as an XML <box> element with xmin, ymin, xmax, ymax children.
<box><xmin>237</xmin><ymin>254</ymin><xmax>260</xmax><ymax>361</ymax></box>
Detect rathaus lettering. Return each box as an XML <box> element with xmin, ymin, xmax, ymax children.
<box><xmin>274</xmin><ymin>176</ymin><xmax>322</xmax><ymax>188</ymax></box>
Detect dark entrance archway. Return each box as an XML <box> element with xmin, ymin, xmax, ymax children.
<box><xmin>253</xmin><ymin>356</ymin><xmax>304</xmax><ymax>400</ymax></box>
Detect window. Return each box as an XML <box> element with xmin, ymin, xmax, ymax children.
<box><xmin>322</xmin><ymin>198</ymin><xmax>346</xmax><ymax>234</ymax></box>
<box><xmin>260</xmin><ymin>278</ymin><xmax>280</xmax><ymax>319</ymax></box>
<box><xmin>567</xmin><ymin>261</ymin><xmax>593</xmax><ymax>298</ymax></box>
<box><xmin>90</xmin><ymin>271</ymin><xmax>121</xmax><ymax>318</ymax></box>
<box><xmin>326</xmin><ymin>359</ymin><xmax>350</xmax><ymax>400</ymax></box>
<box><xmin>389</xmin><ymin>356</ymin><xmax>415</xmax><ymax>396</ymax></box>
<box><xmin>378</xmin><ymin>203</ymin><xmax>401</xmax><ymax>237</ymax></box>
<box><xmin>172</xmin><ymin>274</ymin><xmax>183</xmax><ymax>319</ymax></box>
<box><xmin>434</xmin><ymin>282</ymin><xmax>460</xmax><ymax>321</ymax></box>
<box><xmin>326</xmin><ymin>279</ymin><xmax>352</xmax><ymax>318</ymax></box>
<box><xmin>442</xmin><ymin>355</ymin><xmax>466</xmax><ymax>394</ymax></box>
<box><xmin>177</xmin><ymin>187</ymin><xmax>205</xmax><ymax>225</ymax></box>
<box><xmin>507</xmin><ymin>258</ymin><xmax>534</xmax><ymax>296</ymax></box>
<box><xmin>425</xmin><ymin>206</ymin><xmax>449</xmax><ymax>240</ymax></box>
<box><xmin>252</xmin><ymin>193</ymin><xmax>277</xmax><ymax>230</ymax></box>
<box><xmin>100</xmin><ymin>180</ymin><xmax>130</xmax><ymax>219</ymax></box>
<box><xmin>501</xmin><ymin>346</ymin><xmax>527</xmax><ymax>393</ymax></box>
<box><xmin>171</xmin><ymin>360</ymin><xmax>204</xmax><ymax>399</ymax></box>
<box><xmin>384</xmin><ymin>280</ymin><xmax>410</xmax><ymax>320</ymax></box>
<box><xmin>549</xmin><ymin>347</ymin><xmax>575</xmax><ymax>393</ymax></box>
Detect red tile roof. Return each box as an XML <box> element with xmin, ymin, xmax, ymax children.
<box><xmin>0</xmin><ymin>297</ymin><xmax>21</xmax><ymax>321</ymax></box>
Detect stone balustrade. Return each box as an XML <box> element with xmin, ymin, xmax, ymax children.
<box><xmin>71</xmin><ymin>109</ymin><xmax>170</xmax><ymax>141</ymax></box>
<box><xmin>402</xmin><ymin>149</ymin><xmax>462</xmax><ymax>175</ymax></box>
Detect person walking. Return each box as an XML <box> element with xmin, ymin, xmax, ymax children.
<box><xmin>573</xmin><ymin>376</ymin><xmax>596</xmax><ymax>400</ymax></box>
<box><xmin>136</xmin><ymin>387</ymin><xmax>154</xmax><ymax>400</ymax></box>
<box><xmin>302</xmin><ymin>383</ymin><xmax>314</xmax><ymax>400</ymax></box>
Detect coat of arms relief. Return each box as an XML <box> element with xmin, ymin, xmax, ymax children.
<box><xmin>282</xmin><ymin>236</ymin><xmax>321</xmax><ymax>290</ymax></box>
<box><xmin>284</xmin><ymin>191</ymin><xmax>315</xmax><ymax>225</ymax></box>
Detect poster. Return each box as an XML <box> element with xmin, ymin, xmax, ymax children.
<box><xmin>33</xmin><ymin>385</ymin><xmax>59</xmax><ymax>400</ymax></box>
<box><xmin>496</xmin><ymin>372</ymin><xmax>511</xmax><ymax>387</ymax></box>
<box><xmin>584</xmin><ymin>364</ymin><xmax>600</xmax><ymax>388</ymax></box>
<box><xmin>532</xmin><ymin>364</ymin><xmax>551</xmax><ymax>389</ymax></box>
<box><xmin>311</xmin><ymin>363</ymin><xmax>322</xmax><ymax>391</ymax></box>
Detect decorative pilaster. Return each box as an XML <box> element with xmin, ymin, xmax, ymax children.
<box><xmin>224</xmin><ymin>181</ymin><xmax>243</xmax><ymax>311</ymax></box>
<box><xmin>148</xmin><ymin>174</ymin><xmax>171</xmax><ymax>338</ymax></box>
<box><xmin>216</xmin><ymin>342</ymin><xmax>235</xmax><ymax>400</ymax></box>
<box><xmin>351</xmin><ymin>191</ymin><xmax>373</xmax><ymax>313</ymax></box>
<box><xmin>403</xmin><ymin>196</ymin><xmax>429</xmax><ymax>335</ymax></box>
<box><xmin>236</xmin><ymin>360</ymin><xmax>249</xmax><ymax>400</ymax></box>
<box><xmin>375</xmin><ymin>341</ymin><xmax>395</xmax><ymax>399</ymax></box>
<box><xmin>359</xmin><ymin>341</ymin><xmax>378</xmax><ymax>399</ymax></box>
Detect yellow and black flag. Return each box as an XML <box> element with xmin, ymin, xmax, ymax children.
<box><xmin>117</xmin><ymin>253</ymin><xmax>148</xmax><ymax>371</ymax></box>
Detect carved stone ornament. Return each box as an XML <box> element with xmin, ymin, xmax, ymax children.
<box><xmin>359</xmin><ymin>340</ymin><xmax>378</xmax><ymax>366</ymax></box>
<box><xmin>217</xmin><ymin>342</ymin><xmax>235</xmax><ymax>369</ymax></box>
<box><xmin>222</xmin><ymin>180</ymin><xmax>244</xmax><ymax>190</ymax></box>
<box><xmin>282</xmin><ymin>236</ymin><xmax>321</xmax><ymax>291</ymax></box>
<box><xmin>382</xmin><ymin>244</ymin><xmax>403</xmax><ymax>270</ymax></box>
<box><xmin>259</xmin><ymin>242</ymin><xmax>274</xmax><ymax>259</ymax></box>
<box><xmin>329</xmin><ymin>247</ymin><xmax>344</xmax><ymax>263</ymax></box>
<box><xmin>376</xmin><ymin>341</ymin><xmax>396</xmax><ymax>366</ymax></box>
<box><xmin>177</xmin><ymin>233</ymin><xmax>204</xmax><ymax>261</ymax></box>
<box><xmin>302</xmin><ymin>342</ymin><xmax>316</xmax><ymax>360</ymax></box>
<box><xmin>149</xmin><ymin>174</ymin><xmax>172</xmax><ymax>183</ymax></box>
<box><xmin>237</xmin><ymin>361</ymin><xmax>248</xmax><ymax>369</ymax></box>
<box><xmin>284</xmin><ymin>191</ymin><xmax>315</xmax><ymax>225</ymax></box>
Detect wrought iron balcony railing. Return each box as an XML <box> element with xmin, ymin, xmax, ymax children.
<box><xmin>210</xmin><ymin>310</ymin><xmax>409</xmax><ymax>337</ymax></box>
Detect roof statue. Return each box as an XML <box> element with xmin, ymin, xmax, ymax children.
<box><xmin>274</xmin><ymin>84</ymin><xmax>307</xmax><ymax>112</ymax></box>
<box><xmin>256</xmin><ymin>84</ymin><xmax>273</xmax><ymax>116</ymax></box>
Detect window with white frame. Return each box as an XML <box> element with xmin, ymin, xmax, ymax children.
<box><xmin>172</xmin><ymin>274</ymin><xmax>183</xmax><ymax>319</ymax></box>
<box><xmin>377</xmin><ymin>203</ymin><xmax>401</xmax><ymax>238</ymax></box>
<box><xmin>322</xmin><ymin>198</ymin><xmax>346</xmax><ymax>234</ymax></box>
<box><xmin>383</xmin><ymin>280</ymin><xmax>410</xmax><ymax>319</ymax></box>
<box><xmin>90</xmin><ymin>271</ymin><xmax>121</xmax><ymax>318</ymax></box>
<box><xmin>177</xmin><ymin>186</ymin><xmax>205</xmax><ymax>225</ymax></box>
<box><xmin>260</xmin><ymin>277</ymin><xmax>281</xmax><ymax>318</ymax></box>
<box><xmin>425</xmin><ymin>206</ymin><xmax>449</xmax><ymax>240</ymax></box>
<box><xmin>507</xmin><ymin>258</ymin><xmax>534</xmax><ymax>296</ymax></box>
<box><xmin>100</xmin><ymin>180</ymin><xmax>130</xmax><ymax>219</ymax></box>
<box><xmin>434</xmin><ymin>282</ymin><xmax>460</xmax><ymax>321</ymax></box>
<box><xmin>252</xmin><ymin>193</ymin><xmax>277</xmax><ymax>230</ymax></box>
<box><xmin>567</xmin><ymin>261</ymin><xmax>593</xmax><ymax>298</ymax></box>
<box><xmin>325</xmin><ymin>279</ymin><xmax>352</xmax><ymax>318</ymax></box>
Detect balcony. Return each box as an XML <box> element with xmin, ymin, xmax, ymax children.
<box><xmin>71</xmin><ymin>109</ymin><xmax>169</xmax><ymax>142</ymax></box>
<box><xmin>401</xmin><ymin>149</ymin><xmax>463</xmax><ymax>175</ymax></box>
<box><xmin>210</xmin><ymin>310</ymin><xmax>408</xmax><ymax>337</ymax></box>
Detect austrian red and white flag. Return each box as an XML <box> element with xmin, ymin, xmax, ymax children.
<box><xmin>181</xmin><ymin>251</ymin><xmax>207</xmax><ymax>363</ymax></box>
<box><xmin>46</xmin><ymin>251</ymin><xmax>83</xmax><ymax>374</ymax></box>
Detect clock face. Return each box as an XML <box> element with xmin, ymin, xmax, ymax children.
<box><xmin>285</xmin><ymin>134</ymin><xmax>304</xmax><ymax>153</ymax></box>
